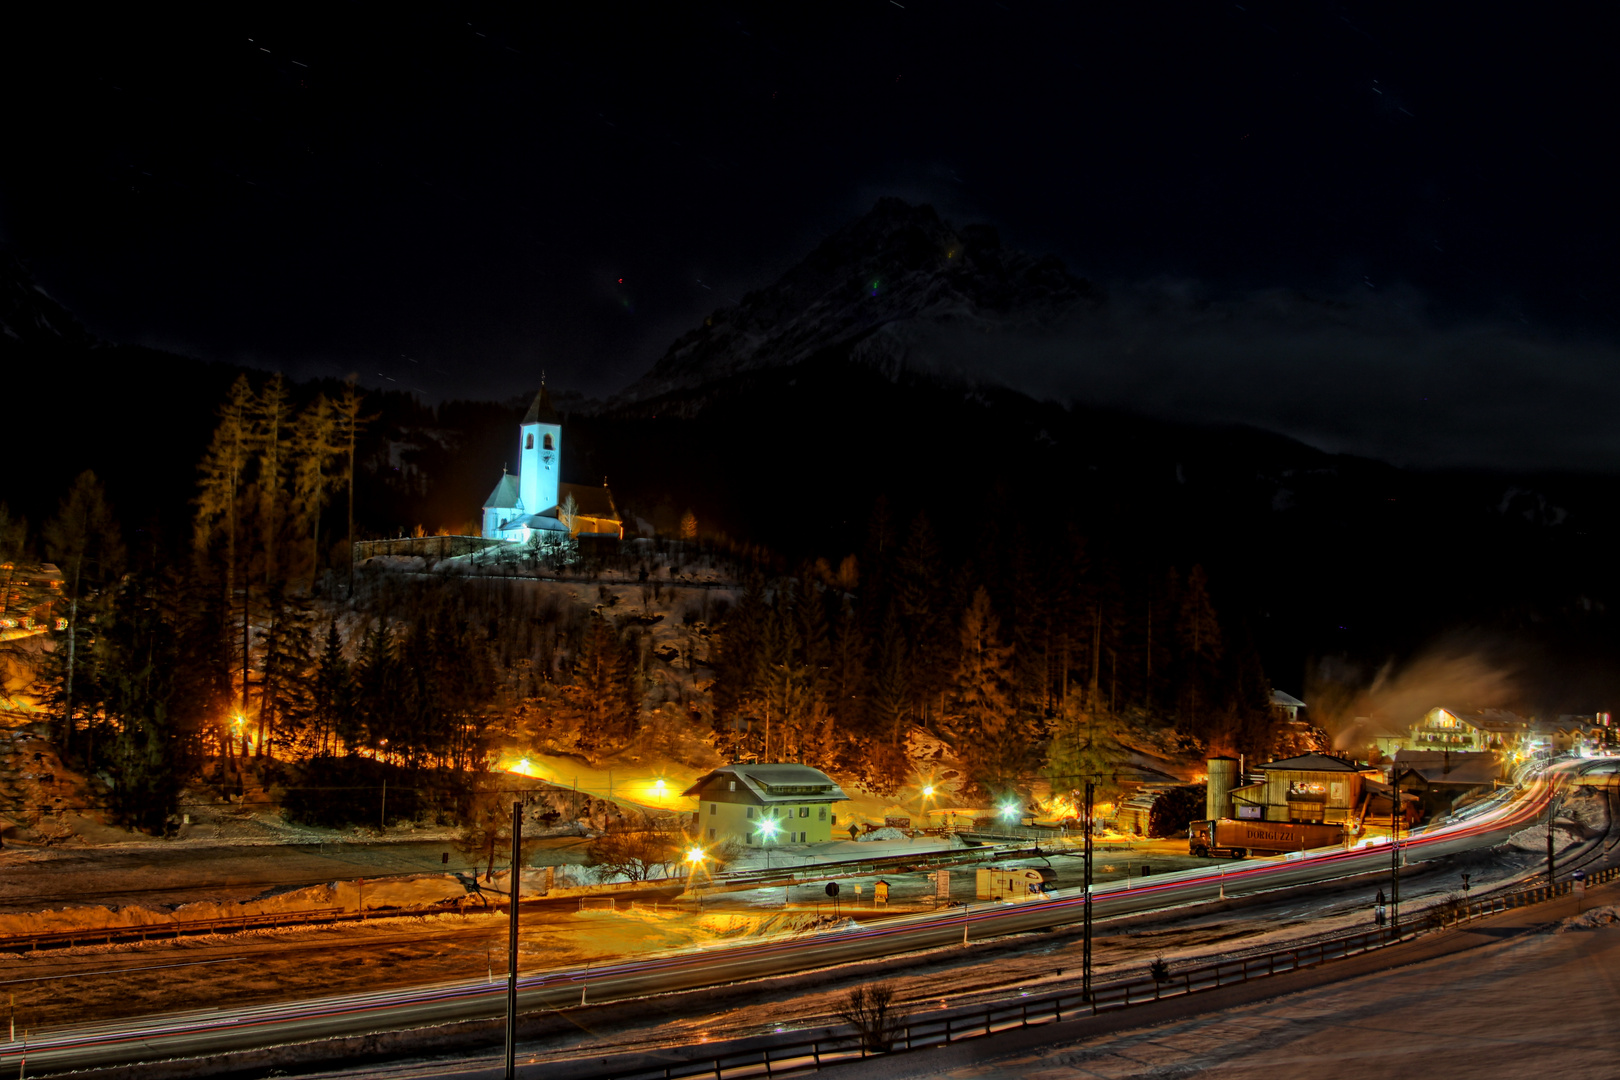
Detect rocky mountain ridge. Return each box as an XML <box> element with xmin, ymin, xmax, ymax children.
<box><xmin>617</xmin><ymin>198</ymin><xmax>1101</xmax><ymax>410</ymax></box>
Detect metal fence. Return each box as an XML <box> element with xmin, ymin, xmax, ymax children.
<box><xmin>551</xmin><ymin>867</ymin><xmax>1614</xmax><ymax>1080</ymax></box>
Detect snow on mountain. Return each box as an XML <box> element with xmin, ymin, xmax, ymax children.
<box><xmin>0</xmin><ymin>252</ymin><xmax>95</xmax><ymax>351</ymax></box>
<box><xmin>617</xmin><ymin>198</ymin><xmax>1101</xmax><ymax>408</ymax></box>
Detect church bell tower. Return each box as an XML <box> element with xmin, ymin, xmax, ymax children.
<box><xmin>518</xmin><ymin>382</ymin><xmax>561</xmax><ymax>514</ymax></box>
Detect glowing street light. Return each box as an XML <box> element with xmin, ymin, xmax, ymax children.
<box><xmin>1000</xmin><ymin>802</ymin><xmax>1020</xmax><ymax>822</ymax></box>
<box><xmin>686</xmin><ymin>845</ymin><xmax>705</xmax><ymax>865</ymax></box>
<box><xmin>922</xmin><ymin>785</ymin><xmax>934</xmax><ymax>798</ymax></box>
<box><xmin>758</xmin><ymin>818</ymin><xmax>780</xmax><ymax>841</ymax></box>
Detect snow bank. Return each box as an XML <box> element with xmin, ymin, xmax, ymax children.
<box><xmin>858</xmin><ymin>827</ymin><xmax>909</xmax><ymax>842</ymax></box>
<box><xmin>0</xmin><ymin>873</ymin><xmax>474</xmax><ymax>937</ymax></box>
<box><xmin>1503</xmin><ymin>823</ymin><xmax>1583</xmax><ymax>853</ymax></box>
<box><xmin>1557</xmin><ymin>905</ymin><xmax>1620</xmax><ymax>932</ymax></box>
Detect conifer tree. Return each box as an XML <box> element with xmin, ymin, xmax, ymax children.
<box><xmin>332</xmin><ymin>380</ymin><xmax>375</xmax><ymax>595</ymax></box>
<box><xmin>250</xmin><ymin>373</ymin><xmax>293</xmax><ymax>587</ymax></box>
<box><xmin>291</xmin><ymin>393</ymin><xmax>342</xmax><ymax>583</ymax></box>
<box><xmin>948</xmin><ymin>586</ymin><xmax>1019</xmax><ymax>793</ymax></box>
<box><xmin>194</xmin><ymin>375</ymin><xmax>255</xmax><ymax>718</ymax></box>
<box><xmin>1176</xmin><ymin>565</ymin><xmax>1224</xmax><ymax>740</ymax></box>
<box><xmin>42</xmin><ymin>471</ymin><xmax>125</xmax><ymax>759</ymax></box>
<box><xmin>259</xmin><ymin>584</ymin><xmax>315</xmax><ymax>757</ymax></box>
<box><xmin>574</xmin><ymin>613</ymin><xmax>634</xmax><ymax>752</ymax></box>
<box><xmin>867</xmin><ymin>608</ymin><xmax>910</xmax><ymax>744</ymax></box>
<box><xmin>99</xmin><ymin>574</ymin><xmax>188</xmax><ymax>833</ymax></box>
<box><xmin>1046</xmin><ymin>697</ymin><xmax>1129</xmax><ymax>805</ymax></box>
<box><xmin>311</xmin><ymin>621</ymin><xmax>351</xmax><ymax>756</ymax></box>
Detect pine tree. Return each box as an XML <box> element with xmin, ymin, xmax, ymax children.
<box><xmin>1176</xmin><ymin>565</ymin><xmax>1224</xmax><ymax>741</ymax></box>
<box><xmin>312</xmin><ymin>621</ymin><xmax>351</xmax><ymax>756</ymax></box>
<box><xmin>948</xmin><ymin>587</ymin><xmax>1019</xmax><ymax>793</ymax></box>
<box><xmin>831</xmin><ymin>598</ymin><xmax>868</xmax><ymax>729</ymax></box>
<box><xmin>350</xmin><ymin>620</ymin><xmax>393</xmax><ymax>756</ymax></box>
<box><xmin>195</xmin><ymin>375</ymin><xmax>255</xmax><ymax>720</ymax></box>
<box><xmin>42</xmin><ymin>471</ymin><xmax>125</xmax><ymax>760</ymax></box>
<box><xmin>250</xmin><ymin>372</ymin><xmax>293</xmax><ymax>588</ymax></box>
<box><xmin>259</xmin><ymin>584</ymin><xmax>315</xmax><ymax>757</ymax></box>
<box><xmin>1046</xmin><ymin>697</ymin><xmax>1129</xmax><ymax>805</ymax></box>
<box><xmin>574</xmin><ymin>613</ymin><xmax>633</xmax><ymax>753</ymax></box>
<box><xmin>99</xmin><ymin>575</ymin><xmax>187</xmax><ymax>833</ymax></box>
<box><xmin>290</xmin><ymin>393</ymin><xmax>342</xmax><ymax>584</ymax></box>
<box><xmin>895</xmin><ymin>513</ymin><xmax>952</xmax><ymax>723</ymax></box>
<box><xmin>867</xmin><ymin>608</ymin><xmax>910</xmax><ymax>744</ymax></box>
<box><xmin>332</xmin><ymin>380</ymin><xmax>375</xmax><ymax>595</ymax></box>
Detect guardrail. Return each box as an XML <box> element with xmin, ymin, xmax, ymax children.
<box><xmin>555</xmin><ymin>865</ymin><xmax>1614</xmax><ymax>1080</ymax></box>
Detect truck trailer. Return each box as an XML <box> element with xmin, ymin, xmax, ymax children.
<box><xmin>1189</xmin><ymin>818</ymin><xmax>1346</xmax><ymax>858</ymax></box>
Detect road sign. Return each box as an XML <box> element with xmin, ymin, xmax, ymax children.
<box><xmin>825</xmin><ymin>882</ymin><xmax>840</xmax><ymax>898</ymax></box>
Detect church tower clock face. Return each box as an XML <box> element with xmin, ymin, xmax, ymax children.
<box><xmin>542</xmin><ymin>452</ymin><xmax>555</xmax><ymax>468</ymax></box>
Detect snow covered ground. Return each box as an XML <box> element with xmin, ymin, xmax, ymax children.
<box><xmin>836</xmin><ymin>891</ymin><xmax>1620</xmax><ymax>1080</ymax></box>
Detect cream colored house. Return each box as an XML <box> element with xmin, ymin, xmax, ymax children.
<box><xmin>683</xmin><ymin>764</ymin><xmax>847</xmax><ymax>846</ymax></box>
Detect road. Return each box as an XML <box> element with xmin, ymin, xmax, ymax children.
<box><xmin>1</xmin><ymin>760</ymin><xmax>1590</xmax><ymax>1076</ymax></box>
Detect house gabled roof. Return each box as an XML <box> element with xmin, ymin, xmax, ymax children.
<box><xmin>1393</xmin><ymin>750</ymin><xmax>1502</xmax><ymax>786</ymax></box>
<box><xmin>1271</xmin><ymin>690</ymin><xmax>1306</xmax><ymax>708</ymax></box>
<box><xmin>1258</xmin><ymin>753</ymin><xmax>1360</xmax><ymax>773</ymax></box>
<box><xmin>681</xmin><ymin>763</ymin><xmax>848</xmax><ymax>803</ymax></box>
<box><xmin>483</xmin><ymin>471</ymin><xmax>521</xmax><ymax>510</ymax></box>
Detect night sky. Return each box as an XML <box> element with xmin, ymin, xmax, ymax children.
<box><xmin>4</xmin><ymin>3</ymin><xmax>1616</xmax><ymax>469</ymax></box>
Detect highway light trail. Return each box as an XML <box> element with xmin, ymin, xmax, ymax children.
<box><xmin>1</xmin><ymin>761</ymin><xmax>1591</xmax><ymax>1075</ymax></box>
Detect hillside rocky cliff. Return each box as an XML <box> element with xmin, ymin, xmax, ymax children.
<box><xmin>617</xmin><ymin>198</ymin><xmax>1101</xmax><ymax>411</ymax></box>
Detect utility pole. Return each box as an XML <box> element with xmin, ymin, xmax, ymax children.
<box><xmin>504</xmin><ymin>800</ymin><xmax>521</xmax><ymax>1080</ymax></box>
<box><xmin>1083</xmin><ymin>780</ymin><xmax>1094</xmax><ymax>1001</ymax></box>
<box><xmin>1547</xmin><ymin>791</ymin><xmax>1560</xmax><ymax>886</ymax></box>
<box><xmin>1389</xmin><ymin>791</ymin><xmax>1401</xmax><ymax>935</ymax></box>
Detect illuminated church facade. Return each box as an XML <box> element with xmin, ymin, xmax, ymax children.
<box><xmin>481</xmin><ymin>384</ymin><xmax>624</xmax><ymax>542</ymax></box>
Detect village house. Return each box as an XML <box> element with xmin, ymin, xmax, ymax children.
<box><xmin>1392</xmin><ymin>750</ymin><xmax>1504</xmax><ymax>818</ymax></box>
<box><xmin>0</xmin><ymin>562</ymin><xmax>65</xmax><ymax>641</ymax></box>
<box><xmin>682</xmin><ymin>764</ymin><xmax>847</xmax><ymax>846</ymax></box>
<box><xmin>1411</xmin><ymin>707</ymin><xmax>1527</xmax><ymax>753</ymax></box>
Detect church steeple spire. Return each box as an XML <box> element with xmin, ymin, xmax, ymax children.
<box><xmin>523</xmin><ymin>378</ymin><xmax>559</xmax><ymax>424</ymax></box>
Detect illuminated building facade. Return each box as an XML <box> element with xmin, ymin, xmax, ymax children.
<box><xmin>1228</xmin><ymin>753</ymin><xmax>1367</xmax><ymax>825</ymax></box>
<box><xmin>682</xmin><ymin>764</ymin><xmax>848</xmax><ymax>846</ymax></box>
<box><xmin>481</xmin><ymin>383</ymin><xmax>623</xmax><ymax>542</ymax></box>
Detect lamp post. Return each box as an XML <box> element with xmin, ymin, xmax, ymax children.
<box><xmin>504</xmin><ymin>800</ymin><xmax>522</xmax><ymax>1080</ymax></box>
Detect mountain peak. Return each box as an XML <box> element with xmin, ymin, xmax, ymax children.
<box><xmin>620</xmin><ymin>199</ymin><xmax>1100</xmax><ymax>406</ymax></box>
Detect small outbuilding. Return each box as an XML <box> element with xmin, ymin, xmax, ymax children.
<box><xmin>1229</xmin><ymin>753</ymin><xmax>1367</xmax><ymax>825</ymax></box>
<box><xmin>683</xmin><ymin>763</ymin><xmax>848</xmax><ymax>846</ymax></box>
<box><xmin>1392</xmin><ymin>750</ymin><xmax>1503</xmax><ymax>818</ymax></box>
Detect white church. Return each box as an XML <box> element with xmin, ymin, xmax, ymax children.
<box><xmin>481</xmin><ymin>384</ymin><xmax>624</xmax><ymax>542</ymax></box>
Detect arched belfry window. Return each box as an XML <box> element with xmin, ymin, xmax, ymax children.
<box><xmin>543</xmin><ymin>434</ymin><xmax>553</xmax><ymax>450</ymax></box>
<box><xmin>525</xmin><ymin>434</ymin><xmax>534</xmax><ymax>449</ymax></box>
